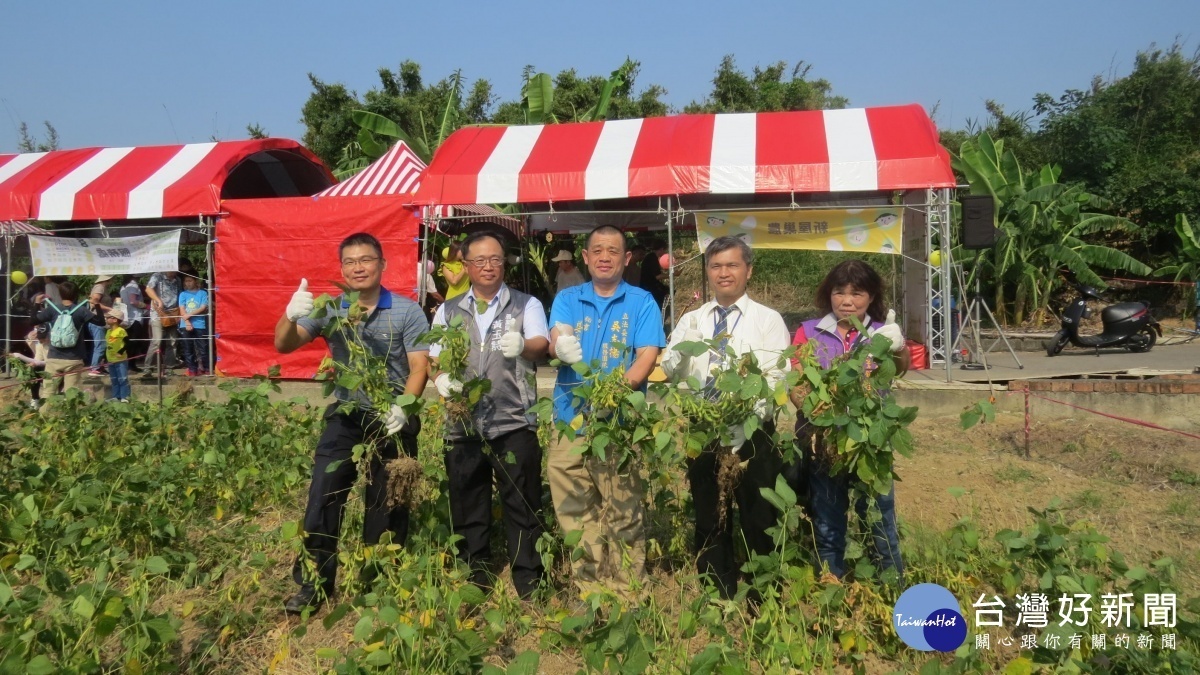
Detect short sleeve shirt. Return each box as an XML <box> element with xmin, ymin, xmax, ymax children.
<box><xmin>179</xmin><ymin>289</ymin><xmax>209</xmax><ymax>330</ymax></box>
<box><xmin>106</xmin><ymin>326</ymin><xmax>128</xmax><ymax>362</ymax></box>
<box><xmin>548</xmin><ymin>281</ymin><xmax>665</xmax><ymax>425</ymax></box>
<box><xmin>121</xmin><ymin>282</ymin><xmax>145</xmax><ymax>322</ymax></box>
<box><xmin>296</xmin><ymin>287</ymin><xmax>429</xmax><ymax>408</ymax></box>
<box><xmin>147</xmin><ymin>273</ymin><xmax>181</xmax><ymax>315</ymax></box>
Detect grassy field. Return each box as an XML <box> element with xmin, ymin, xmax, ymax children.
<box><xmin>0</xmin><ymin>381</ymin><xmax>1196</xmax><ymax>673</ymax></box>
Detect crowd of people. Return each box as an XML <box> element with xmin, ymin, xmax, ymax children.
<box><xmin>276</xmin><ymin>228</ymin><xmax>911</xmax><ymax>613</ymax></box>
<box><xmin>6</xmin><ymin>263</ymin><xmax>212</xmax><ymax>407</ymax></box>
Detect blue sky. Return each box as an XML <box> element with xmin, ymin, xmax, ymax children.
<box><xmin>2</xmin><ymin>0</ymin><xmax>1196</xmax><ymax>152</ymax></box>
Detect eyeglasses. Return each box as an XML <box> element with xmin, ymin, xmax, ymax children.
<box><xmin>341</xmin><ymin>256</ymin><xmax>381</xmax><ymax>269</ymax></box>
<box><xmin>465</xmin><ymin>257</ymin><xmax>504</xmax><ymax>269</ymax></box>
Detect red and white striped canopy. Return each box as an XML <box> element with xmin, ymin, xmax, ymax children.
<box><xmin>0</xmin><ymin>220</ymin><xmax>49</xmax><ymax>237</ymax></box>
<box><xmin>0</xmin><ymin>139</ymin><xmax>332</xmax><ymax>222</ymax></box>
<box><xmin>412</xmin><ymin>104</ymin><xmax>954</xmax><ymax>206</ymax></box>
<box><xmin>316</xmin><ymin>141</ymin><xmax>426</xmax><ymax>197</ymax></box>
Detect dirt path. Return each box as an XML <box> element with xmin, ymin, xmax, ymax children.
<box><xmin>897</xmin><ymin>412</ymin><xmax>1200</xmax><ymax>594</ymax></box>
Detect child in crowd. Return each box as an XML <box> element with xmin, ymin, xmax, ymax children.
<box><xmin>178</xmin><ymin>275</ymin><xmax>210</xmax><ymax>376</ymax></box>
<box><xmin>105</xmin><ymin>308</ymin><xmax>131</xmax><ymax>402</ymax></box>
<box><xmin>439</xmin><ymin>243</ymin><xmax>469</xmax><ymax>301</ymax></box>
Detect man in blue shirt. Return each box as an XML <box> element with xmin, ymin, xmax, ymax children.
<box><xmin>548</xmin><ymin>225</ymin><xmax>665</xmax><ymax>587</ymax></box>
<box><xmin>274</xmin><ymin>232</ymin><xmax>430</xmax><ymax>613</ymax></box>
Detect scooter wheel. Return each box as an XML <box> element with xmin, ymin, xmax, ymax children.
<box><xmin>1127</xmin><ymin>327</ymin><xmax>1157</xmax><ymax>353</ymax></box>
<box><xmin>1046</xmin><ymin>330</ymin><xmax>1069</xmax><ymax>357</ymax></box>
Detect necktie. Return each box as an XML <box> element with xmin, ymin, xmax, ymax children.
<box><xmin>713</xmin><ymin>305</ymin><xmax>730</xmax><ymax>353</ymax></box>
<box><xmin>705</xmin><ymin>305</ymin><xmax>732</xmax><ymax>398</ymax></box>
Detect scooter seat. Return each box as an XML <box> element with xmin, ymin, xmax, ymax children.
<box><xmin>1101</xmin><ymin>302</ymin><xmax>1147</xmax><ymax>325</ymax></box>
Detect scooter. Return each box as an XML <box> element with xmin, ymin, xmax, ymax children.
<box><xmin>1046</xmin><ymin>276</ymin><xmax>1161</xmax><ymax>356</ymax></box>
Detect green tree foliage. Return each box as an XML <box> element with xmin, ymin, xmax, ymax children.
<box><xmin>300</xmin><ymin>74</ymin><xmax>360</xmax><ymax>169</ymax></box>
<box><xmin>16</xmin><ymin>121</ymin><xmax>59</xmax><ymax>153</ymax></box>
<box><xmin>684</xmin><ymin>55</ymin><xmax>848</xmax><ymax>113</ymax></box>
<box><xmin>1154</xmin><ymin>214</ymin><xmax>1200</xmax><ymax>284</ymax></box>
<box><xmin>954</xmin><ymin>133</ymin><xmax>1150</xmax><ymax>323</ymax></box>
<box><xmin>303</xmin><ymin>60</ymin><xmax>666</xmax><ymax>173</ymax></box>
<box><xmin>490</xmin><ymin>60</ymin><xmax>667</xmax><ymax>125</ymax></box>
<box><xmin>1033</xmin><ymin>43</ymin><xmax>1200</xmax><ymax>247</ymax></box>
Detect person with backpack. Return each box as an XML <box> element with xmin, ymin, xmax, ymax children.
<box><xmin>34</xmin><ymin>281</ymin><xmax>96</xmax><ymax>398</ymax></box>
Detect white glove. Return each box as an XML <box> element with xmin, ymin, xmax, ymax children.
<box><xmin>554</xmin><ymin>323</ymin><xmax>583</xmax><ymax>365</ymax></box>
<box><xmin>285</xmin><ymin>278</ymin><xmax>314</xmax><ymax>322</ymax></box>
<box><xmin>753</xmin><ymin>399</ymin><xmax>770</xmax><ymax>420</ymax></box>
<box><xmin>382</xmin><ymin>404</ymin><xmax>407</xmax><ymax>436</ymax></box>
<box><xmin>724</xmin><ymin>423</ymin><xmax>747</xmax><ymax>452</ymax></box>
<box><xmin>869</xmin><ymin>309</ymin><xmax>905</xmax><ymax>353</ymax></box>
<box><xmin>682</xmin><ymin>316</ymin><xmax>703</xmax><ymax>343</ymax></box>
<box><xmin>499</xmin><ymin>330</ymin><xmax>525</xmax><ymax>358</ymax></box>
<box><xmin>434</xmin><ymin>373</ymin><xmax>463</xmax><ymax>398</ymax></box>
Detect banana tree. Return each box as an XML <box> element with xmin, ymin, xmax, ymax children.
<box><xmin>1152</xmin><ymin>214</ymin><xmax>1200</xmax><ymax>312</ymax></box>
<box><xmin>334</xmin><ymin>71</ymin><xmax>463</xmax><ymax>178</ymax></box>
<box><xmin>953</xmin><ymin>133</ymin><xmax>1149</xmax><ymax>324</ymax></box>
<box><xmin>519</xmin><ymin>58</ymin><xmax>634</xmax><ymax>124</ymax></box>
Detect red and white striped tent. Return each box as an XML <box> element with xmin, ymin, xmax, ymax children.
<box><xmin>412</xmin><ymin>104</ymin><xmax>954</xmax><ymax>206</ymax></box>
<box><xmin>316</xmin><ymin>141</ymin><xmax>426</xmax><ymax>198</ymax></box>
<box><xmin>317</xmin><ymin>141</ymin><xmax>521</xmax><ymax>235</ymax></box>
<box><xmin>0</xmin><ymin>220</ymin><xmax>48</xmax><ymax>237</ymax></box>
<box><xmin>0</xmin><ymin>139</ymin><xmax>332</xmax><ymax>222</ymax></box>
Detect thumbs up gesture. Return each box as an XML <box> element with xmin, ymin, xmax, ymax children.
<box><xmin>553</xmin><ymin>322</ymin><xmax>583</xmax><ymax>365</ymax></box>
<box><xmin>868</xmin><ymin>309</ymin><xmax>905</xmax><ymax>353</ymax></box>
<box><xmin>496</xmin><ymin>315</ymin><xmax>525</xmax><ymax>358</ymax></box>
<box><xmin>285</xmin><ymin>278</ymin><xmax>314</xmax><ymax>321</ymax></box>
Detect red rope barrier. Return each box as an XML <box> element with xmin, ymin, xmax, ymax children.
<box><xmin>1022</xmin><ymin>390</ymin><xmax>1200</xmax><ymax>441</ymax></box>
<box><xmin>1100</xmin><ymin>275</ymin><xmax>1195</xmax><ymax>287</ymax></box>
<box><xmin>1</xmin><ymin>351</ymin><xmax>153</xmax><ymax>392</ymax></box>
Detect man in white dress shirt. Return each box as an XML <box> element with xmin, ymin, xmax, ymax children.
<box><xmin>661</xmin><ymin>235</ymin><xmax>791</xmax><ymax>598</ymax></box>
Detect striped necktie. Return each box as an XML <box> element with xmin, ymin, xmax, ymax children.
<box><xmin>713</xmin><ymin>305</ymin><xmax>730</xmax><ymax>353</ymax></box>
<box><xmin>704</xmin><ymin>305</ymin><xmax>732</xmax><ymax>398</ymax></box>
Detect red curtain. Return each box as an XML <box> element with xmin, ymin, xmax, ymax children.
<box><xmin>215</xmin><ymin>195</ymin><xmax>420</xmax><ymax>378</ymax></box>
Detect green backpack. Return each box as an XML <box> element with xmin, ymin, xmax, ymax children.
<box><xmin>47</xmin><ymin>301</ymin><xmax>83</xmax><ymax>349</ymax></box>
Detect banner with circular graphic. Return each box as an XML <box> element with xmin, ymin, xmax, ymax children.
<box><xmin>695</xmin><ymin>208</ymin><xmax>902</xmax><ymax>254</ymax></box>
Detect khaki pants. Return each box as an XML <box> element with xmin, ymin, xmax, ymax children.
<box><xmin>43</xmin><ymin>358</ymin><xmax>84</xmax><ymax>396</ymax></box>
<box><xmin>548</xmin><ymin>434</ymin><xmax>646</xmax><ymax>586</ymax></box>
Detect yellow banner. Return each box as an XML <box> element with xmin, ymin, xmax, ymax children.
<box><xmin>696</xmin><ymin>208</ymin><xmax>902</xmax><ymax>254</ymax></box>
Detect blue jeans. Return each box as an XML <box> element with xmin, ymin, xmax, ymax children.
<box><xmin>807</xmin><ymin>467</ymin><xmax>903</xmax><ymax>578</ymax></box>
<box><xmin>88</xmin><ymin>323</ymin><xmax>106</xmax><ymax>368</ymax></box>
<box><xmin>108</xmin><ymin>360</ymin><xmax>130</xmax><ymax>400</ymax></box>
<box><xmin>180</xmin><ymin>325</ymin><xmax>209</xmax><ymax>373</ymax></box>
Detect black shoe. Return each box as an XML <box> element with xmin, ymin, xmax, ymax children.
<box><xmin>284</xmin><ymin>585</ymin><xmax>328</xmax><ymax>615</ymax></box>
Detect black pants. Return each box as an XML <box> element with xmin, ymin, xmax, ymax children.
<box><xmin>444</xmin><ymin>427</ymin><xmax>546</xmax><ymax>597</ymax></box>
<box><xmin>29</xmin><ymin>365</ymin><xmax>45</xmax><ymax>401</ymax></box>
<box><xmin>292</xmin><ymin>404</ymin><xmax>420</xmax><ymax>593</ymax></box>
<box><xmin>687</xmin><ymin>422</ymin><xmax>780</xmax><ymax>599</ymax></box>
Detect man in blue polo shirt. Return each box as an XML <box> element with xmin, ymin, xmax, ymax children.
<box><xmin>548</xmin><ymin>225</ymin><xmax>665</xmax><ymax>587</ymax></box>
<box><xmin>274</xmin><ymin>232</ymin><xmax>430</xmax><ymax>614</ymax></box>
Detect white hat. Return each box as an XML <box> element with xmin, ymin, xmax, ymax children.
<box><xmin>94</xmin><ymin>274</ymin><xmax>114</xmax><ymax>283</ymax></box>
<box><xmin>550</xmin><ymin>250</ymin><xmax>574</xmax><ymax>262</ymax></box>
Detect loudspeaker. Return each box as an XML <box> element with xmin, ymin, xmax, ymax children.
<box><xmin>961</xmin><ymin>195</ymin><xmax>996</xmax><ymax>249</ymax></box>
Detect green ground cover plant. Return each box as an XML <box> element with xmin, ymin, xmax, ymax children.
<box><xmin>0</xmin><ymin>379</ymin><xmax>1195</xmax><ymax>672</ymax></box>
